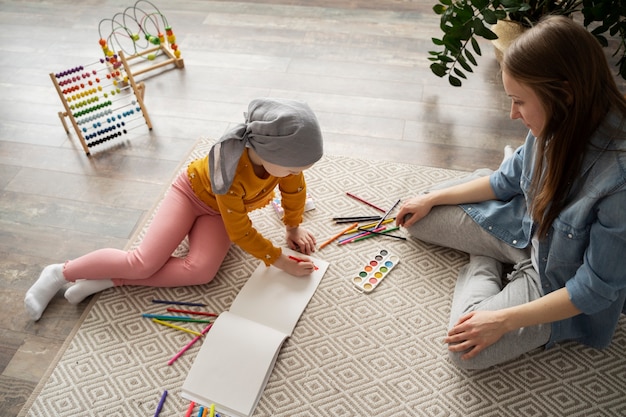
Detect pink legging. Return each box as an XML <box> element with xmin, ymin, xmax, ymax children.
<box><xmin>63</xmin><ymin>173</ymin><xmax>232</xmax><ymax>287</ymax></box>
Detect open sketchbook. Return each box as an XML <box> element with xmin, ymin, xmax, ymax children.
<box><xmin>181</xmin><ymin>248</ymin><xmax>330</xmax><ymax>417</ymax></box>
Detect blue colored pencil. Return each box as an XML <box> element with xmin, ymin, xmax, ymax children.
<box><xmin>154</xmin><ymin>390</ymin><xmax>167</xmax><ymax>417</ymax></box>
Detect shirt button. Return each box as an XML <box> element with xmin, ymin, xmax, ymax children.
<box><xmin>512</xmin><ymin>240</ymin><xmax>517</xmax><ymax>244</ymax></box>
<box><xmin>488</xmin><ymin>226</ymin><xmax>493</xmax><ymax>230</ymax></box>
<box><xmin>567</xmin><ymin>234</ymin><xmax>573</xmax><ymax>239</ymax></box>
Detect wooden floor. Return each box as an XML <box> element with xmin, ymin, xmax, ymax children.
<box><xmin>0</xmin><ymin>1</ymin><xmax>622</xmax><ymax>415</ymax></box>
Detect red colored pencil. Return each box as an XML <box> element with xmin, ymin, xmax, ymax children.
<box><xmin>346</xmin><ymin>192</ymin><xmax>386</xmax><ymax>213</ymax></box>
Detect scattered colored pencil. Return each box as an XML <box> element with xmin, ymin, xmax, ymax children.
<box><xmin>375</xmin><ymin>199</ymin><xmax>401</xmax><ymax>228</ymax></box>
<box><xmin>343</xmin><ymin>218</ymin><xmax>395</xmax><ymax>234</ymax></box>
<box><xmin>152</xmin><ymin>318</ymin><xmax>203</xmax><ymax>336</ymax></box>
<box><xmin>184</xmin><ymin>402</ymin><xmax>196</xmax><ymax>417</ymax></box>
<box><xmin>346</xmin><ymin>192</ymin><xmax>386</xmax><ymax>212</ymax></box>
<box><xmin>154</xmin><ymin>390</ymin><xmax>167</xmax><ymax>417</ymax></box>
<box><xmin>332</xmin><ymin>216</ymin><xmax>382</xmax><ymax>223</ymax></box>
<box><xmin>319</xmin><ymin>222</ymin><xmax>359</xmax><ymax>249</ymax></box>
<box><xmin>142</xmin><ymin>314</ymin><xmax>213</xmax><ymax>323</ymax></box>
<box><xmin>168</xmin><ymin>323</ymin><xmax>213</xmax><ymax>366</ymax></box>
<box><xmin>152</xmin><ymin>299</ymin><xmax>207</xmax><ymax>307</ymax></box>
<box><xmin>357</xmin><ymin>226</ymin><xmax>406</xmax><ymax>240</ymax></box>
<box><xmin>352</xmin><ymin>227</ymin><xmax>402</xmax><ymax>242</ymax></box>
<box><xmin>339</xmin><ymin>226</ymin><xmax>387</xmax><ymax>245</ymax></box>
<box><xmin>166</xmin><ymin>308</ymin><xmax>219</xmax><ymax>317</ymax></box>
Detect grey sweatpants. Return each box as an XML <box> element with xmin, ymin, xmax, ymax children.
<box><xmin>406</xmin><ymin>169</ymin><xmax>551</xmax><ymax>370</ymax></box>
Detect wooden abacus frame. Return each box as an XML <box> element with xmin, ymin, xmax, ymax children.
<box><xmin>50</xmin><ymin>50</ymin><xmax>153</xmax><ymax>156</ymax></box>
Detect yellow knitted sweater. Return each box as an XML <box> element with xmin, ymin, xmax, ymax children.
<box><xmin>187</xmin><ymin>149</ymin><xmax>307</xmax><ymax>265</ymax></box>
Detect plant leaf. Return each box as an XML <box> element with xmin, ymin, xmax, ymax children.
<box><xmin>472</xmin><ymin>19</ymin><xmax>498</xmax><ymax>40</ymax></box>
<box><xmin>448</xmin><ymin>74</ymin><xmax>462</xmax><ymax>87</ymax></box>
<box><xmin>470</xmin><ymin>36</ymin><xmax>482</xmax><ymax>56</ymax></box>
<box><xmin>465</xmin><ymin>48</ymin><xmax>477</xmax><ymax>65</ymax></box>
<box><xmin>433</xmin><ymin>4</ymin><xmax>447</xmax><ymax>15</ymax></box>
<box><xmin>453</xmin><ymin>68</ymin><xmax>468</xmax><ymax>79</ymax></box>
<box><xmin>431</xmin><ymin>63</ymin><xmax>448</xmax><ymax>77</ymax></box>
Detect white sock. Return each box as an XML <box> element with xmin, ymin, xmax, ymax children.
<box><xmin>64</xmin><ymin>279</ymin><xmax>114</xmax><ymax>305</ymax></box>
<box><xmin>24</xmin><ymin>264</ymin><xmax>67</xmax><ymax>321</ymax></box>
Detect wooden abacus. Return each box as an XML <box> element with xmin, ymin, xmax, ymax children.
<box><xmin>50</xmin><ymin>50</ymin><xmax>153</xmax><ymax>156</ymax></box>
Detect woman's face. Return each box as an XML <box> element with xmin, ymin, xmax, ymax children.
<box><xmin>502</xmin><ymin>70</ymin><xmax>547</xmax><ymax>138</ymax></box>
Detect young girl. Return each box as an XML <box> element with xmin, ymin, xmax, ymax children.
<box><xmin>397</xmin><ymin>16</ymin><xmax>626</xmax><ymax>369</ymax></box>
<box><xmin>25</xmin><ymin>98</ymin><xmax>324</xmax><ymax>321</ymax></box>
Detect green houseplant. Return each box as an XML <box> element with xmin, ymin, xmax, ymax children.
<box><xmin>429</xmin><ymin>0</ymin><xmax>626</xmax><ymax>86</ymax></box>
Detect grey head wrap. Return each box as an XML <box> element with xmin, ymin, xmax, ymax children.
<box><xmin>208</xmin><ymin>98</ymin><xmax>324</xmax><ymax>194</ymax></box>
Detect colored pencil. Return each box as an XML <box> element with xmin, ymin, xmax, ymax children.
<box><xmin>154</xmin><ymin>390</ymin><xmax>167</xmax><ymax>417</ymax></box>
<box><xmin>168</xmin><ymin>323</ymin><xmax>213</xmax><ymax>366</ymax></box>
<box><xmin>152</xmin><ymin>318</ymin><xmax>203</xmax><ymax>336</ymax></box>
<box><xmin>288</xmin><ymin>255</ymin><xmax>319</xmax><ymax>270</ymax></box>
<box><xmin>209</xmin><ymin>404</ymin><xmax>216</xmax><ymax>417</ymax></box>
<box><xmin>343</xmin><ymin>218</ymin><xmax>395</xmax><ymax>234</ymax></box>
<box><xmin>338</xmin><ymin>226</ymin><xmax>387</xmax><ymax>245</ymax></box>
<box><xmin>166</xmin><ymin>308</ymin><xmax>219</xmax><ymax>317</ymax></box>
<box><xmin>184</xmin><ymin>402</ymin><xmax>196</xmax><ymax>417</ymax></box>
<box><xmin>352</xmin><ymin>227</ymin><xmax>402</xmax><ymax>242</ymax></box>
<box><xmin>152</xmin><ymin>299</ymin><xmax>206</xmax><ymax>307</ymax></box>
<box><xmin>375</xmin><ymin>199</ymin><xmax>401</xmax><ymax>228</ymax></box>
<box><xmin>197</xmin><ymin>407</ymin><xmax>204</xmax><ymax>417</ymax></box>
<box><xmin>142</xmin><ymin>314</ymin><xmax>213</xmax><ymax>323</ymax></box>
<box><xmin>319</xmin><ymin>221</ymin><xmax>359</xmax><ymax>249</ymax></box>
<box><xmin>357</xmin><ymin>226</ymin><xmax>406</xmax><ymax>240</ymax></box>
<box><xmin>332</xmin><ymin>216</ymin><xmax>382</xmax><ymax>223</ymax></box>
<box><xmin>346</xmin><ymin>192</ymin><xmax>386</xmax><ymax>212</ymax></box>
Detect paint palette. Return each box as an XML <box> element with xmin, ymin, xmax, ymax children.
<box><xmin>351</xmin><ymin>249</ymin><xmax>399</xmax><ymax>293</ymax></box>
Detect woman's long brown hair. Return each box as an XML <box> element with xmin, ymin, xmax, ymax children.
<box><xmin>502</xmin><ymin>16</ymin><xmax>626</xmax><ymax>238</ymax></box>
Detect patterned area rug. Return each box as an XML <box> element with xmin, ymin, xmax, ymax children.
<box><xmin>20</xmin><ymin>138</ymin><xmax>626</xmax><ymax>417</ymax></box>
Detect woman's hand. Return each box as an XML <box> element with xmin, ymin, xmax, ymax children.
<box><xmin>396</xmin><ymin>195</ymin><xmax>435</xmax><ymax>228</ymax></box>
<box><xmin>273</xmin><ymin>253</ymin><xmax>316</xmax><ymax>277</ymax></box>
<box><xmin>285</xmin><ymin>225</ymin><xmax>316</xmax><ymax>255</ymax></box>
<box><xmin>444</xmin><ymin>310</ymin><xmax>509</xmax><ymax>360</ymax></box>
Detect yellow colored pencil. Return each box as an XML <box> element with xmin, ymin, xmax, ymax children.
<box><xmin>344</xmin><ymin>218</ymin><xmax>395</xmax><ymax>234</ymax></box>
<box><xmin>152</xmin><ymin>318</ymin><xmax>202</xmax><ymax>336</ymax></box>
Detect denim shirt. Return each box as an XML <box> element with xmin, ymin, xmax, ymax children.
<box><xmin>461</xmin><ymin>111</ymin><xmax>626</xmax><ymax>349</ymax></box>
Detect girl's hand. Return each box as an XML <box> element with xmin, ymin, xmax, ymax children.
<box><xmin>396</xmin><ymin>195</ymin><xmax>435</xmax><ymax>228</ymax></box>
<box><xmin>273</xmin><ymin>253</ymin><xmax>316</xmax><ymax>277</ymax></box>
<box><xmin>444</xmin><ymin>310</ymin><xmax>508</xmax><ymax>360</ymax></box>
<box><xmin>285</xmin><ymin>226</ymin><xmax>316</xmax><ymax>255</ymax></box>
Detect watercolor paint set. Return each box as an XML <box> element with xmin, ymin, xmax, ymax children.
<box><xmin>351</xmin><ymin>249</ymin><xmax>399</xmax><ymax>293</ymax></box>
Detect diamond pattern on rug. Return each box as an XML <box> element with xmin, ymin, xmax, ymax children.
<box><xmin>21</xmin><ymin>138</ymin><xmax>626</xmax><ymax>417</ymax></box>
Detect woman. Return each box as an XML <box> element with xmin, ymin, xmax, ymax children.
<box><xmin>397</xmin><ymin>16</ymin><xmax>626</xmax><ymax>369</ymax></box>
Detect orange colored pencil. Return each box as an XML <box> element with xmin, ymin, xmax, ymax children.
<box><xmin>319</xmin><ymin>222</ymin><xmax>359</xmax><ymax>249</ymax></box>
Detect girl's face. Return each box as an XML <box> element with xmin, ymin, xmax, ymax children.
<box><xmin>262</xmin><ymin>160</ymin><xmax>313</xmax><ymax>178</ymax></box>
<box><xmin>502</xmin><ymin>70</ymin><xmax>547</xmax><ymax>138</ymax></box>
